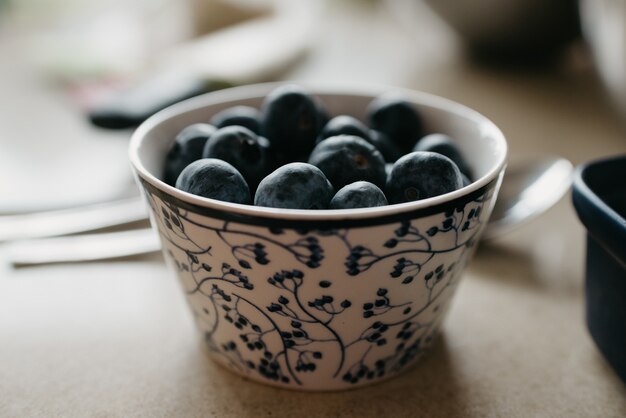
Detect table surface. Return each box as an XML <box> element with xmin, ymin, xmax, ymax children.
<box><xmin>2</xmin><ymin>1</ymin><xmax>626</xmax><ymax>417</ymax></box>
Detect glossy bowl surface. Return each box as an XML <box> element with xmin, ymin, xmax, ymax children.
<box><xmin>572</xmin><ymin>154</ymin><xmax>626</xmax><ymax>384</ymax></box>
<box><xmin>129</xmin><ymin>83</ymin><xmax>507</xmax><ymax>390</ymax></box>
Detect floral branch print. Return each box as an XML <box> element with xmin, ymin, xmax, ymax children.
<box><xmin>151</xmin><ymin>193</ymin><xmax>325</xmax><ymax>270</ymax></box>
<box><xmin>141</xmin><ymin>185</ymin><xmax>495</xmax><ymax>387</ymax></box>
<box><xmin>267</xmin><ymin>271</ymin><xmax>352</xmax><ymax>377</ymax></box>
<box><xmin>185</xmin><ymin>262</ymin><xmax>254</xmax><ymax>294</ymax></box>
<box><xmin>341</xmin><ymin>193</ymin><xmax>489</xmax><ymax>278</ymax></box>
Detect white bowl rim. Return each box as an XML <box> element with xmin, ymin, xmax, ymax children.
<box><xmin>129</xmin><ymin>82</ymin><xmax>507</xmax><ymax>222</ymax></box>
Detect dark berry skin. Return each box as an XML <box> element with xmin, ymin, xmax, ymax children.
<box><xmin>202</xmin><ymin>126</ymin><xmax>271</xmax><ymax>190</ymax></box>
<box><xmin>163</xmin><ymin>123</ymin><xmax>216</xmax><ymax>185</ymax></box>
<box><xmin>317</xmin><ymin>117</ymin><xmax>403</xmax><ymax>163</ymax></box>
<box><xmin>317</xmin><ymin>115</ymin><xmax>371</xmax><ymax>144</ymax></box>
<box><xmin>209</xmin><ymin>106</ymin><xmax>261</xmax><ymax>134</ymax></box>
<box><xmin>175</xmin><ymin>158</ymin><xmax>251</xmax><ymax>204</ymax></box>
<box><xmin>367</xmin><ymin>96</ymin><xmax>423</xmax><ymax>152</ymax></box>
<box><xmin>414</xmin><ymin>133</ymin><xmax>472</xmax><ymax>179</ymax></box>
<box><xmin>254</xmin><ymin>163</ymin><xmax>334</xmax><ymax>209</ymax></box>
<box><xmin>368</xmin><ymin>129</ymin><xmax>403</xmax><ymax>163</ymax></box>
<box><xmin>308</xmin><ymin>136</ymin><xmax>387</xmax><ymax>190</ymax></box>
<box><xmin>260</xmin><ymin>85</ymin><xmax>321</xmax><ymax>162</ymax></box>
<box><xmin>330</xmin><ymin>181</ymin><xmax>388</xmax><ymax>209</ymax></box>
<box><xmin>386</xmin><ymin>151</ymin><xmax>463</xmax><ymax>204</ymax></box>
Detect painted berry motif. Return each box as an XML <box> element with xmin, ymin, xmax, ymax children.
<box><xmin>141</xmin><ymin>183</ymin><xmax>494</xmax><ymax>388</ymax></box>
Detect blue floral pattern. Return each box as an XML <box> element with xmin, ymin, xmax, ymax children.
<box><xmin>141</xmin><ymin>184</ymin><xmax>495</xmax><ymax>390</ymax></box>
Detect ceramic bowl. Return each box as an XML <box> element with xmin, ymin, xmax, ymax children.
<box><xmin>129</xmin><ymin>83</ymin><xmax>507</xmax><ymax>391</ymax></box>
<box><xmin>572</xmin><ymin>155</ymin><xmax>626</xmax><ymax>384</ymax></box>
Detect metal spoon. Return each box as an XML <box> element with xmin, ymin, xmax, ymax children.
<box><xmin>482</xmin><ymin>155</ymin><xmax>574</xmax><ymax>240</ymax></box>
<box><xmin>2</xmin><ymin>155</ymin><xmax>573</xmax><ymax>266</ymax></box>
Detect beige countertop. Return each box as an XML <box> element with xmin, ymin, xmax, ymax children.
<box><xmin>1</xmin><ymin>1</ymin><xmax>626</xmax><ymax>417</ymax></box>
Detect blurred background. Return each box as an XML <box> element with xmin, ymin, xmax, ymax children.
<box><xmin>2</xmin><ymin>2</ymin><xmax>626</xmax><ymax>415</ymax></box>
<box><xmin>0</xmin><ymin>0</ymin><xmax>624</xmax><ymax>214</ymax></box>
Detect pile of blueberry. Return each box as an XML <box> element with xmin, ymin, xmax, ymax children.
<box><xmin>163</xmin><ymin>85</ymin><xmax>472</xmax><ymax>210</ymax></box>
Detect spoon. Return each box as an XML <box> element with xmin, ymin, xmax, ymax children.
<box><xmin>483</xmin><ymin>155</ymin><xmax>574</xmax><ymax>240</ymax></box>
<box><xmin>2</xmin><ymin>155</ymin><xmax>573</xmax><ymax>266</ymax></box>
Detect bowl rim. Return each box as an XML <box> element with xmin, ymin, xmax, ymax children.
<box><xmin>129</xmin><ymin>82</ymin><xmax>508</xmax><ymax>222</ymax></box>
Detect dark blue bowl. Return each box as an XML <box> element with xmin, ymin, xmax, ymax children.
<box><xmin>572</xmin><ymin>155</ymin><xmax>626</xmax><ymax>383</ymax></box>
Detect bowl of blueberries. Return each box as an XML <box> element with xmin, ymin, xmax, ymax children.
<box><xmin>129</xmin><ymin>83</ymin><xmax>507</xmax><ymax>391</ymax></box>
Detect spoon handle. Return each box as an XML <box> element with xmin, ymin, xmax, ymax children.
<box><xmin>5</xmin><ymin>228</ymin><xmax>161</xmax><ymax>267</ymax></box>
<box><xmin>0</xmin><ymin>197</ymin><xmax>149</xmax><ymax>243</ymax></box>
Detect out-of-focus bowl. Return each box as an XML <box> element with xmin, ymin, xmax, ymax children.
<box><xmin>572</xmin><ymin>155</ymin><xmax>626</xmax><ymax>384</ymax></box>
<box><xmin>129</xmin><ymin>83</ymin><xmax>507</xmax><ymax>391</ymax></box>
<box><xmin>421</xmin><ymin>0</ymin><xmax>580</xmax><ymax>60</ymax></box>
<box><xmin>580</xmin><ymin>0</ymin><xmax>626</xmax><ymax>119</ymax></box>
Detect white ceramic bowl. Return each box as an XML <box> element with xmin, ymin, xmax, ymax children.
<box><xmin>129</xmin><ymin>83</ymin><xmax>507</xmax><ymax>391</ymax></box>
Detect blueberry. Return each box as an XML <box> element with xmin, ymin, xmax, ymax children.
<box><xmin>413</xmin><ymin>133</ymin><xmax>472</xmax><ymax>179</ymax></box>
<box><xmin>202</xmin><ymin>126</ymin><xmax>271</xmax><ymax>190</ymax></box>
<box><xmin>209</xmin><ymin>105</ymin><xmax>261</xmax><ymax>134</ymax></box>
<box><xmin>176</xmin><ymin>158</ymin><xmax>251</xmax><ymax>204</ymax></box>
<box><xmin>461</xmin><ymin>173</ymin><xmax>471</xmax><ymax>187</ymax></box>
<box><xmin>368</xmin><ymin>129</ymin><xmax>403</xmax><ymax>162</ymax></box>
<box><xmin>367</xmin><ymin>96</ymin><xmax>423</xmax><ymax>152</ymax></box>
<box><xmin>386</xmin><ymin>151</ymin><xmax>463</xmax><ymax>204</ymax></box>
<box><xmin>260</xmin><ymin>85</ymin><xmax>321</xmax><ymax>161</ymax></box>
<box><xmin>317</xmin><ymin>115</ymin><xmax>371</xmax><ymax>144</ymax></box>
<box><xmin>254</xmin><ymin>163</ymin><xmax>334</xmax><ymax>209</ymax></box>
<box><xmin>317</xmin><ymin>117</ymin><xmax>402</xmax><ymax>163</ymax></box>
<box><xmin>330</xmin><ymin>181</ymin><xmax>388</xmax><ymax>209</ymax></box>
<box><xmin>163</xmin><ymin>123</ymin><xmax>216</xmax><ymax>185</ymax></box>
<box><xmin>308</xmin><ymin>136</ymin><xmax>387</xmax><ymax>190</ymax></box>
